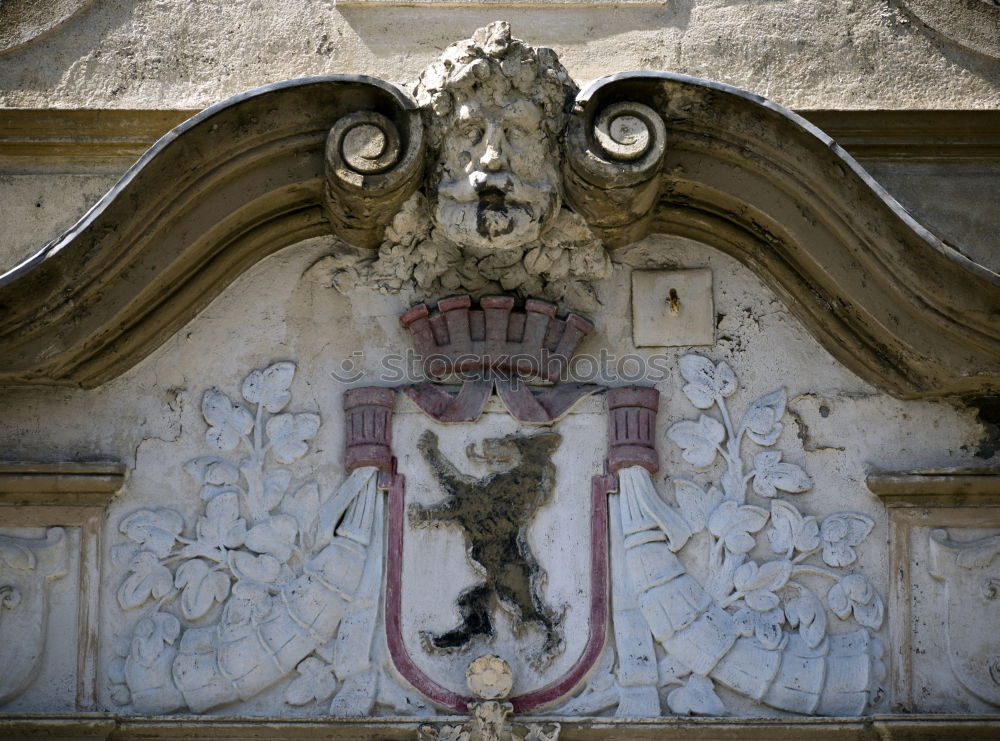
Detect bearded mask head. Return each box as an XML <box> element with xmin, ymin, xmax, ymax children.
<box><xmin>414</xmin><ymin>22</ymin><xmax>578</xmax><ymax>251</ymax></box>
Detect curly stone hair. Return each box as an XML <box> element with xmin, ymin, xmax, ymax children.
<box><xmin>413</xmin><ymin>21</ymin><xmax>579</xmax><ymax>151</ymax></box>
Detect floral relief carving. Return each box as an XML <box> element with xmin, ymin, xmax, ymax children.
<box><xmin>112</xmin><ymin>362</ymin><xmax>425</xmax><ymax>716</ymax></box>
<box><xmin>564</xmin><ymin>354</ymin><xmax>885</xmax><ymax>718</ymax></box>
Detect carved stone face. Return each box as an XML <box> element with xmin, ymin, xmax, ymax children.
<box><xmin>432</xmin><ymin>93</ymin><xmax>562</xmax><ymax>251</ymax></box>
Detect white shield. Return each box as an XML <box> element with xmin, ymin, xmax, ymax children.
<box><xmin>386</xmin><ymin>398</ymin><xmax>609</xmax><ymax>711</ymax></box>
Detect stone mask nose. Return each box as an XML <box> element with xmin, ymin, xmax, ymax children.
<box><xmin>479</xmin><ymin>125</ymin><xmax>506</xmax><ymax>171</ymax></box>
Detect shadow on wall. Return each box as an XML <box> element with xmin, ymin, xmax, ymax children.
<box><xmin>337</xmin><ymin>1</ymin><xmax>696</xmax><ymax>59</ymax></box>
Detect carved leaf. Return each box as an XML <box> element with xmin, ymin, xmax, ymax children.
<box><xmin>707</xmin><ymin>550</ymin><xmax>746</xmax><ymax>602</ymax></box>
<box><xmin>285</xmin><ymin>656</ymin><xmax>339</xmax><ymax>706</ymax></box>
<box><xmin>667</xmin><ymin>674</ymin><xmax>726</xmax><ymax>715</ymax></box>
<box><xmin>419</xmin><ymin>726</ymin><xmax>471</xmax><ymax>741</ymax></box>
<box><xmin>668</xmin><ymin>414</ymin><xmax>726</xmax><ymax>468</ymax></box>
<box><xmin>223</xmin><ymin>581</ymin><xmax>274</xmax><ymax>631</ymax></box>
<box><xmin>733</xmin><ymin>560</ymin><xmax>792</xmax><ymax>612</ymax></box>
<box><xmin>708</xmin><ymin>501</ymin><xmax>769</xmax><ymax>554</ymax></box>
<box><xmin>131</xmin><ymin>612</ymin><xmax>181</xmax><ymax>666</ymax></box>
<box><xmin>785</xmin><ymin>591</ymin><xmax>828</xmax><ymax>648</ymax></box>
<box><xmin>262</xmin><ymin>467</ymin><xmax>293</xmax><ymax>512</ymax></box>
<box><xmin>827</xmin><ymin>574</ymin><xmax>883</xmax><ymax>629</ymax></box>
<box><xmin>244</xmin><ymin>514</ymin><xmax>298</xmax><ymax>562</ymax></box>
<box><xmin>820</xmin><ymin>513</ymin><xmax>874</xmax><ymax>567</ymax></box>
<box><xmin>679</xmin><ymin>354</ymin><xmax>737</xmax><ymax>409</ymax></box>
<box><xmin>242</xmin><ymin>361</ymin><xmax>296</xmax><ymax>413</ymax></box>
<box><xmin>202</xmin><ymin>390</ymin><xmax>254</xmax><ymax>451</ymax></box>
<box><xmin>175</xmin><ymin>559</ymin><xmax>231</xmax><ymax>620</ymax></box>
<box><xmin>195</xmin><ymin>490</ymin><xmax>247</xmax><ymax>551</ymax></box>
<box><xmin>674</xmin><ymin>479</ymin><xmax>723</xmax><ymax>534</ymax></box>
<box><xmin>767</xmin><ymin>500</ymin><xmax>820</xmax><ymax>555</ymax></box>
<box><xmin>117</xmin><ymin>552</ymin><xmax>174</xmax><ymax>610</ymax></box>
<box><xmin>111</xmin><ymin>543</ymin><xmax>139</xmax><ymax>569</ymax></box>
<box><xmin>184</xmin><ymin>456</ymin><xmax>240</xmax><ymax>486</ymax></box>
<box><xmin>282</xmin><ymin>481</ymin><xmax>321</xmax><ymax>548</ymax></box>
<box><xmin>734</xmin><ymin>605</ymin><xmax>785</xmax><ymax>650</ymax></box>
<box><xmin>230</xmin><ymin>551</ymin><xmax>282</xmax><ymax>584</ymax></box>
<box><xmin>266</xmin><ymin>412</ymin><xmax>321</xmax><ymax>464</ymax></box>
<box><xmin>741</xmin><ymin>388</ymin><xmax>786</xmax><ymax>446</ymax></box>
<box><xmin>119</xmin><ymin>509</ymin><xmax>184</xmax><ymax>558</ymax></box>
<box><xmin>751</xmin><ymin>451</ymin><xmax>812</xmax><ymax>498</ymax></box>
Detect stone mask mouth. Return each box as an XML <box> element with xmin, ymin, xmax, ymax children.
<box><xmin>477</xmin><ymin>186</ymin><xmax>508</xmax><ymax>211</ymax></box>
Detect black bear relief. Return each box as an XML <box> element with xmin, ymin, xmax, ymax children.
<box><xmin>409</xmin><ymin>429</ymin><xmax>566</xmax><ymax>671</ymax></box>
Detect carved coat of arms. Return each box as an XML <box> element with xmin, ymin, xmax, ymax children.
<box><xmin>106</xmin><ymin>23</ymin><xmax>890</xmax><ymax>727</ymax></box>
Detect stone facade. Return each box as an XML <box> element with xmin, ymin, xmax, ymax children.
<box><xmin>1</xmin><ymin>6</ymin><xmax>1000</xmax><ymax>740</ymax></box>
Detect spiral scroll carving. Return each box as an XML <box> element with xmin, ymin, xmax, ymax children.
<box><xmin>593</xmin><ymin>102</ymin><xmax>664</xmax><ymax>165</ymax></box>
<box><xmin>562</xmin><ymin>98</ymin><xmax>668</xmax><ymax>247</ymax></box>
<box><xmin>323</xmin><ymin>107</ymin><xmax>424</xmax><ymax>249</ymax></box>
<box><xmin>326</xmin><ymin>111</ymin><xmax>407</xmax><ymax>186</ymax></box>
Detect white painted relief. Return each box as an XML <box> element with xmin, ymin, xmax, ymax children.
<box><xmin>111</xmin><ymin>362</ymin><xmax>422</xmax><ymax>716</ymax></box>
<box><xmin>565</xmin><ymin>355</ymin><xmax>886</xmax><ymax>717</ymax></box>
<box><xmin>0</xmin><ymin>527</ymin><xmax>69</xmax><ymax>707</ymax></box>
<box><xmin>929</xmin><ymin>529</ymin><xmax>1000</xmax><ymax>707</ymax></box>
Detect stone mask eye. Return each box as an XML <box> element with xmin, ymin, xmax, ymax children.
<box><xmin>459</xmin><ymin>123</ymin><xmax>485</xmax><ymax>143</ymax></box>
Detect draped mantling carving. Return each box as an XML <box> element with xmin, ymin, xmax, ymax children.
<box><xmin>0</xmin><ymin>26</ymin><xmax>998</xmax><ymax>399</ymax></box>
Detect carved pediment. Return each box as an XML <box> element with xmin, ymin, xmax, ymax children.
<box><xmin>0</xmin><ymin>21</ymin><xmax>998</xmax><ymax>400</ymax></box>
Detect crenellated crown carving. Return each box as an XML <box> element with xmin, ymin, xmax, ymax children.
<box><xmin>399</xmin><ymin>295</ymin><xmax>594</xmax><ymax>383</ymax></box>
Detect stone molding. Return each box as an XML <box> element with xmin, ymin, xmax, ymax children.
<box><xmin>6</xmin><ymin>109</ymin><xmax>999</xmax><ymax>171</ymax></box>
<box><xmin>1</xmin><ymin>714</ymin><xmax>999</xmax><ymax>740</ymax></box>
<box><xmin>0</xmin><ymin>74</ymin><xmax>998</xmax><ymax>398</ymax></box>
<box><xmin>0</xmin><ymin>110</ymin><xmax>194</xmax><ymax>174</ymax></box>
<box><xmin>0</xmin><ymin>461</ymin><xmax>127</xmax><ymax>505</ymax></box>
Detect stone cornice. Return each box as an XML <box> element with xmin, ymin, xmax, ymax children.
<box><xmin>799</xmin><ymin>110</ymin><xmax>1000</xmax><ymax>162</ymax></box>
<box><xmin>0</xmin><ymin>460</ymin><xmax>126</xmax><ymax>506</ymax></box>
<box><xmin>5</xmin><ymin>108</ymin><xmax>998</xmax><ymax>169</ymax></box>
<box><xmin>868</xmin><ymin>467</ymin><xmax>1000</xmax><ymax>508</ymax></box>
<box><xmin>1</xmin><ymin>714</ymin><xmax>999</xmax><ymax>740</ymax></box>
<box><xmin>0</xmin><ymin>73</ymin><xmax>997</xmax><ymax>398</ymax></box>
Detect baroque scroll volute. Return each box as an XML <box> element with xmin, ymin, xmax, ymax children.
<box><xmin>562</xmin><ymin>86</ymin><xmax>668</xmax><ymax>248</ymax></box>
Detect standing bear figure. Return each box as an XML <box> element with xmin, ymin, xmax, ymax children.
<box><xmin>409</xmin><ymin>429</ymin><xmax>565</xmax><ymax>669</ymax></box>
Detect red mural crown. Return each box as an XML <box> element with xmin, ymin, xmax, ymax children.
<box><xmin>399</xmin><ymin>295</ymin><xmax>595</xmax><ymax>383</ymax></box>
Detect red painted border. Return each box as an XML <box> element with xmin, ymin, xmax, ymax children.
<box><xmin>385</xmin><ymin>469</ymin><xmax>614</xmax><ymax>713</ymax></box>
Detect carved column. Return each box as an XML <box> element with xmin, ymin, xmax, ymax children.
<box><xmin>606</xmin><ymin>386</ymin><xmax>659</xmax><ymax>474</ymax></box>
<box><xmin>343</xmin><ymin>387</ymin><xmax>395</xmax><ymax>472</ymax></box>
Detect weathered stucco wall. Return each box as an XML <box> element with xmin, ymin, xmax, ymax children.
<box><xmin>1</xmin><ymin>0</ymin><xmax>999</xmax><ymax>110</ymax></box>
<box><xmin>1</xmin><ymin>5</ymin><xmax>1000</xmax><ymax>738</ymax></box>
